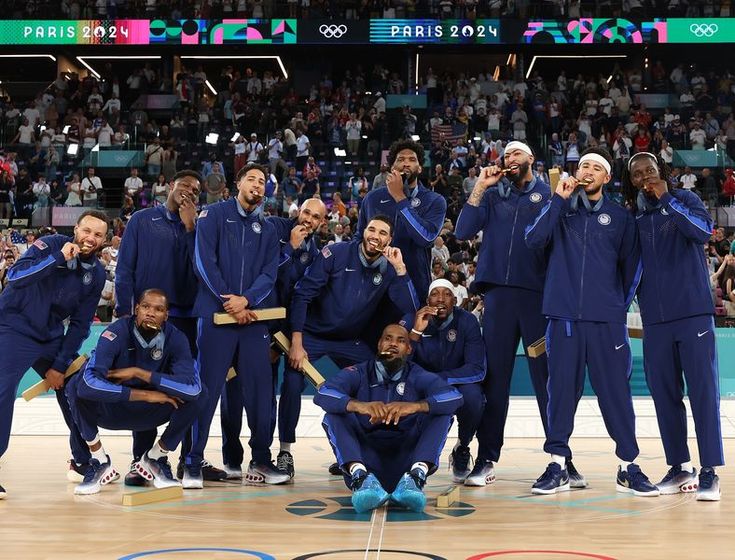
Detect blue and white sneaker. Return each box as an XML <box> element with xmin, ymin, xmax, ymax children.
<box><xmin>532</xmin><ymin>462</ymin><xmax>570</xmax><ymax>495</ymax></box>
<box><xmin>136</xmin><ymin>453</ymin><xmax>181</xmax><ymax>489</ymax></box>
<box><xmin>245</xmin><ymin>460</ymin><xmax>291</xmax><ymax>485</ymax></box>
<box><xmin>616</xmin><ymin>464</ymin><xmax>659</xmax><ymax>497</ymax></box>
<box><xmin>391</xmin><ymin>469</ymin><xmax>427</xmax><ymax>512</ymax></box>
<box><xmin>696</xmin><ymin>467</ymin><xmax>721</xmax><ymax>502</ymax></box>
<box><xmin>181</xmin><ymin>463</ymin><xmax>204</xmax><ymax>489</ymax></box>
<box><xmin>657</xmin><ymin>465</ymin><xmax>698</xmax><ymax>495</ymax></box>
<box><xmin>464</xmin><ymin>459</ymin><xmax>495</xmax><ymax>487</ymax></box>
<box><xmin>567</xmin><ymin>460</ymin><xmax>588</xmax><ymax>489</ymax></box>
<box><xmin>450</xmin><ymin>445</ymin><xmax>473</xmax><ymax>483</ymax></box>
<box><xmin>74</xmin><ymin>456</ymin><xmax>120</xmax><ymax>495</ymax></box>
<box><xmin>350</xmin><ymin>470</ymin><xmax>389</xmax><ymax>513</ymax></box>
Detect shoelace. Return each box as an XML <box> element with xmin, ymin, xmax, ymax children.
<box><xmin>660</xmin><ymin>465</ymin><xmax>681</xmax><ymax>483</ymax></box>
<box><xmin>409</xmin><ymin>470</ymin><xmax>426</xmax><ymax>489</ymax></box>
<box><xmin>536</xmin><ymin>464</ymin><xmax>559</xmax><ymax>484</ymax></box>
<box><xmin>699</xmin><ymin>468</ymin><xmax>716</xmax><ymax>489</ymax></box>
<box><xmin>626</xmin><ymin>466</ymin><xmax>652</xmax><ymax>488</ymax></box>
<box><xmin>350</xmin><ymin>470</ymin><xmax>367</xmax><ymax>490</ymax></box>
<box><xmin>82</xmin><ymin>460</ymin><xmax>102</xmax><ymax>483</ymax></box>
<box><xmin>453</xmin><ymin>448</ymin><xmax>472</xmax><ymax>471</ymax></box>
<box><xmin>156</xmin><ymin>457</ymin><xmax>174</xmax><ymax>479</ymax></box>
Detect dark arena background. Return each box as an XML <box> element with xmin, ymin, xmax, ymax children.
<box><xmin>1</xmin><ymin>2</ymin><xmax>734</xmax><ymax>559</ymax></box>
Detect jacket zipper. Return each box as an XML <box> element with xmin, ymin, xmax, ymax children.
<box><xmin>505</xmin><ymin>198</ymin><xmax>520</xmax><ymax>283</ymax></box>
<box><xmin>240</xmin><ymin>219</ymin><xmax>246</xmax><ymax>295</ymax></box>
<box><xmin>578</xmin><ymin>215</ymin><xmax>589</xmax><ymax>319</ymax></box>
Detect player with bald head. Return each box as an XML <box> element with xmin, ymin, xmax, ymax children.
<box><xmin>455</xmin><ymin>141</ymin><xmax>561</xmax><ymax>487</ymax></box>
<box><xmin>400</xmin><ymin>278</ymin><xmax>485</xmax><ymax>484</ymax></box>
<box><xmin>314</xmin><ymin>324</ymin><xmax>463</xmax><ymax>513</ymax></box>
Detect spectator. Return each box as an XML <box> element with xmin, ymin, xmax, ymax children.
<box><xmin>152</xmin><ymin>173</ymin><xmax>169</xmax><ymax>206</ymax></box>
<box><xmin>124</xmin><ymin>168</ymin><xmax>144</xmax><ymax>206</ymax></box>
<box><xmin>204</xmin><ymin>162</ymin><xmax>226</xmax><ymax>204</ymax></box>
<box><xmin>81</xmin><ymin>167</ymin><xmax>102</xmax><ymax>208</ymax></box>
<box><xmin>348</xmin><ymin>167</ymin><xmax>368</xmax><ymax>203</ymax></box>
<box><xmin>295</xmin><ymin>129</ymin><xmax>311</xmax><ymax>171</ymax></box>
<box><xmin>144</xmin><ymin>137</ymin><xmax>164</xmax><ymax>178</ymax></box>
<box><xmin>680</xmin><ymin>166</ymin><xmax>698</xmax><ymax>193</ymax></box>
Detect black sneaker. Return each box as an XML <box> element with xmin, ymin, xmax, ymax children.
<box><xmin>200</xmin><ymin>460</ymin><xmax>227</xmax><ymax>481</ymax></box>
<box><xmin>125</xmin><ymin>460</ymin><xmax>149</xmax><ymax>487</ymax></box>
<box><xmin>450</xmin><ymin>445</ymin><xmax>473</xmax><ymax>483</ymax></box>
<box><xmin>464</xmin><ymin>459</ymin><xmax>495</xmax><ymax>487</ymax></box>
<box><xmin>328</xmin><ymin>462</ymin><xmax>343</xmax><ymax>476</ymax></box>
<box><xmin>276</xmin><ymin>451</ymin><xmax>295</xmax><ymax>479</ymax></box>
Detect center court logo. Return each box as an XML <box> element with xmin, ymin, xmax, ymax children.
<box><xmin>319</xmin><ymin>24</ymin><xmax>347</xmax><ymax>38</ymax></box>
<box><xmin>286</xmin><ymin>496</ymin><xmax>474</xmax><ymax>522</ymax></box>
<box><xmin>689</xmin><ymin>23</ymin><xmax>719</xmax><ymax>37</ymax></box>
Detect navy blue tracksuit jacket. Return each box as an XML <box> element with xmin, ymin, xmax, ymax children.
<box><xmin>636</xmin><ymin>189</ymin><xmax>723</xmax><ymax>468</ymax></box>
<box><xmin>400</xmin><ymin>308</ymin><xmax>486</xmax><ymax>446</ymax></box>
<box><xmin>356</xmin><ymin>183</ymin><xmax>447</xmax><ymax>299</ymax></box>
<box><xmin>115</xmin><ymin>205</ymin><xmax>198</xmax><ymax>318</ymax></box>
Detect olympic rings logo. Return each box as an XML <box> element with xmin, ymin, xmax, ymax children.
<box><xmin>689</xmin><ymin>23</ymin><xmax>719</xmax><ymax>37</ymax></box>
<box><xmin>319</xmin><ymin>24</ymin><xmax>348</xmax><ymax>38</ymax></box>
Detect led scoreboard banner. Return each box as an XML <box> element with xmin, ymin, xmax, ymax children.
<box><xmin>0</xmin><ymin>18</ymin><xmax>734</xmax><ymax>46</ymax></box>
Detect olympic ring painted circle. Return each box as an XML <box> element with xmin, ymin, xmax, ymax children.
<box><xmin>292</xmin><ymin>550</ymin><xmax>447</xmax><ymax>560</ymax></box>
<box><xmin>118</xmin><ymin>548</ymin><xmax>276</xmax><ymax>559</ymax></box>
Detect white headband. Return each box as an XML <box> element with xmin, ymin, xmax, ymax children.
<box><xmin>504</xmin><ymin>141</ymin><xmax>533</xmax><ymax>157</ymax></box>
<box><xmin>428</xmin><ymin>279</ymin><xmax>455</xmax><ymax>295</ymax></box>
<box><xmin>627</xmin><ymin>151</ymin><xmax>657</xmax><ymax>172</ymax></box>
<box><xmin>578</xmin><ymin>153</ymin><xmax>611</xmax><ymax>175</ymax></box>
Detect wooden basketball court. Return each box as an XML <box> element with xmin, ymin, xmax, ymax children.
<box><xmin>1</xmin><ymin>430</ymin><xmax>732</xmax><ymax>560</ymax></box>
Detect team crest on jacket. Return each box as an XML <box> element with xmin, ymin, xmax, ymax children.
<box><xmin>529</xmin><ymin>193</ymin><xmax>542</xmax><ymax>203</ymax></box>
<box><xmin>83</xmin><ymin>271</ymin><xmax>93</xmax><ymax>285</ymax></box>
<box><xmin>252</xmin><ymin>222</ymin><xmax>262</xmax><ymax>233</ymax></box>
<box><xmin>411</xmin><ymin>197</ymin><xmax>421</xmax><ymax>208</ymax></box>
<box><xmin>151</xmin><ymin>348</ymin><xmax>163</xmax><ymax>361</ymax></box>
<box><xmin>447</xmin><ymin>329</ymin><xmax>457</xmax><ymax>342</ymax></box>
<box><xmin>598</xmin><ymin>213</ymin><xmax>611</xmax><ymax>225</ymax></box>
<box><xmin>373</xmin><ymin>272</ymin><xmax>382</xmax><ymax>285</ymax></box>
<box><xmin>300</xmin><ymin>253</ymin><xmax>310</xmax><ymax>264</ymax></box>
<box><xmin>396</xmin><ymin>382</ymin><xmax>405</xmax><ymax>396</ymax></box>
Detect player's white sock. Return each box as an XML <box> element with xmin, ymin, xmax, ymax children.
<box><xmin>280</xmin><ymin>442</ymin><xmax>292</xmax><ymax>453</ymax></box>
<box><xmin>89</xmin><ymin>446</ymin><xmax>107</xmax><ymax>463</ymax></box>
<box><xmin>147</xmin><ymin>442</ymin><xmax>168</xmax><ymax>461</ymax></box>
<box><xmin>349</xmin><ymin>462</ymin><xmax>367</xmax><ymax>475</ymax></box>
<box><xmin>680</xmin><ymin>461</ymin><xmax>694</xmax><ymax>473</ymax></box>
<box><xmin>411</xmin><ymin>462</ymin><xmax>429</xmax><ymax>476</ymax></box>
<box><xmin>551</xmin><ymin>454</ymin><xmax>566</xmax><ymax>468</ymax></box>
<box><xmin>619</xmin><ymin>461</ymin><xmax>632</xmax><ymax>471</ymax></box>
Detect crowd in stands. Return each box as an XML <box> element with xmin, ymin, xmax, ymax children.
<box><xmin>0</xmin><ymin>0</ymin><xmax>731</xmax><ymax>20</ymax></box>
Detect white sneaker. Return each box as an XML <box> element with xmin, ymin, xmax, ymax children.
<box><xmin>244</xmin><ymin>460</ymin><xmax>290</xmax><ymax>485</ymax></box>
<box><xmin>464</xmin><ymin>459</ymin><xmax>495</xmax><ymax>487</ymax></box>
<box><xmin>181</xmin><ymin>464</ymin><xmax>204</xmax><ymax>489</ymax></box>
<box><xmin>74</xmin><ymin>457</ymin><xmax>119</xmax><ymax>495</ymax></box>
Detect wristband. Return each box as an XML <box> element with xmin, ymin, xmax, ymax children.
<box><xmin>411</xmin><ymin>328</ymin><xmax>424</xmax><ymax>336</ymax></box>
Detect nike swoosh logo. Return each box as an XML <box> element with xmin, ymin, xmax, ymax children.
<box><xmin>380</xmin><ymin>199</ymin><xmax>391</xmax><ymax>203</ymax></box>
<box><xmin>615</xmin><ymin>344</ymin><xmax>625</xmax><ymax>350</ymax></box>
<box><xmin>698</xmin><ymin>331</ymin><xmax>709</xmax><ymax>337</ymax></box>
<box><xmin>263</xmin><ymin>334</ymin><xmax>269</xmax><ymax>339</ymax></box>
<box><xmin>226</xmin><ymin>219</ymin><xmax>236</xmax><ymax>223</ymax></box>
<box><xmin>345</xmin><ymin>268</ymin><xmax>356</xmax><ymax>272</ymax></box>
<box><xmin>152</xmin><ymin>217</ymin><xmax>162</xmax><ymax>221</ymax></box>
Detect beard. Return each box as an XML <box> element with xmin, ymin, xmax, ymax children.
<box><xmin>508</xmin><ymin>161</ymin><xmax>530</xmax><ymax>183</ymax></box>
<box><xmin>378</xmin><ymin>354</ymin><xmax>406</xmax><ymax>374</ymax></box>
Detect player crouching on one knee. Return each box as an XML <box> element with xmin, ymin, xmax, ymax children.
<box><xmin>66</xmin><ymin>289</ymin><xmax>204</xmax><ymax>495</ymax></box>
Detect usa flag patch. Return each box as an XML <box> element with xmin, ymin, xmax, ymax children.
<box><xmin>33</xmin><ymin>239</ymin><xmax>48</xmax><ymax>250</ymax></box>
<box><xmin>101</xmin><ymin>330</ymin><xmax>117</xmax><ymax>341</ymax></box>
<box><xmin>321</xmin><ymin>247</ymin><xmax>332</xmax><ymax>258</ymax></box>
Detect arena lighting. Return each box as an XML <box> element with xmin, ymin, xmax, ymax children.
<box><xmin>231</xmin><ymin>132</ymin><xmax>241</xmax><ymax>142</ymax></box>
<box><xmin>91</xmin><ymin>143</ymin><xmax>100</xmax><ymax>152</ymax></box>
<box><xmin>506</xmin><ymin>53</ymin><xmax>513</xmax><ymax>65</ymax></box>
<box><xmin>414</xmin><ymin>52</ymin><xmax>420</xmax><ymax>93</ymax></box>
<box><xmin>607</xmin><ymin>74</ymin><xmax>614</xmax><ymax>83</ymax></box>
<box><xmin>0</xmin><ymin>54</ymin><xmax>56</xmax><ymax>61</ymax></box>
<box><xmin>66</xmin><ymin>144</ymin><xmax>79</xmax><ymax>156</ymax></box>
<box><xmin>411</xmin><ymin>135</ymin><xmax>421</xmax><ymax>142</ymax></box>
<box><xmin>205</xmin><ymin>79</ymin><xmax>217</xmax><ymax>95</ymax></box>
<box><xmin>76</xmin><ymin>56</ymin><xmax>162</xmax><ymax>80</ymax></box>
<box><xmin>525</xmin><ymin>55</ymin><xmax>627</xmax><ymax>79</ymax></box>
<box><xmin>205</xmin><ymin>132</ymin><xmax>219</xmax><ymax>145</ymax></box>
<box><xmin>62</xmin><ymin>125</ymin><xmax>70</xmax><ymax>134</ymax></box>
<box><xmin>334</xmin><ymin>148</ymin><xmax>347</xmax><ymax>157</ymax></box>
<box><xmin>181</xmin><ymin>56</ymin><xmax>289</xmax><ymax>80</ymax></box>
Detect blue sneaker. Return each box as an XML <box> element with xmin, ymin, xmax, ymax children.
<box><xmin>657</xmin><ymin>465</ymin><xmax>698</xmax><ymax>495</ymax></box>
<box><xmin>350</xmin><ymin>470</ymin><xmax>389</xmax><ymax>513</ymax></box>
<box><xmin>136</xmin><ymin>453</ymin><xmax>181</xmax><ymax>489</ymax></box>
<box><xmin>74</xmin><ymin>456</ymin><xmax>120</xmax><ymax>495</ymax></box>
<box><xmin>616</xmin><ymin>464</ymin><xmax>659</xmax><ymax>497</ymax></box>
<box><xmin>532</xmin><ymin>462</ymin><xmax>570</xmax><ymax>495</ymax></box>
<box><xmin>696</xmin><ymin>467</ymin><xmax>721</xmax><ymax>502</ymax></box>
<box><xmin>391</xmin><ymin>469</ymin><xmax>427</xmax><ymax>512</ymax></box>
